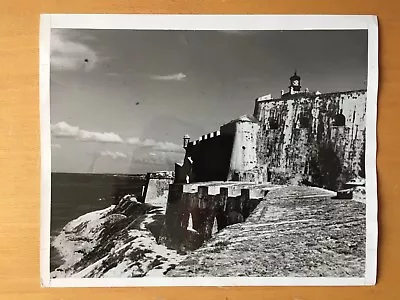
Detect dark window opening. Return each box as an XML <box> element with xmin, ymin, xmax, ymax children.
<box><xmin>299</xmin><ymin>116</ymin><xmax>310</xmax><ymax>128</ymax></box>
<box><xmin>334</xmin><ymin>114</ymin><xmax>346</xmax><ymax>126</ymax></box>
<box><xmin>269</xmin><ymin>118</ymin><xmax>279</xmax><ymax>130</ymax></box>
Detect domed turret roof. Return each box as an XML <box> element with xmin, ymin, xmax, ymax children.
<box><xmin>290</xmin><ymin>71</ymin><xmax>300</xmax><ymax>80</ymax></box>
<box><xmin>228</xmin><ymin>114</ymin><xmax>259</xmax><ymax>124</ymax></box>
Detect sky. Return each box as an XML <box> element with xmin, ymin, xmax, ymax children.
<box><xmin>50</xmin><ymin>29</ymin><xmax>368</xmax><ymax>174</ymax></box>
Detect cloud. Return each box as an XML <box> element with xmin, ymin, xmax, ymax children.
<box><xmin>51</xmin><ymin>121</ymin><xmax>124</xmax><ymax>143</ymax></box>
<box><xmin>51</xmin><ymin>121</ymin><xmax>184</xmax><ymax>153</ymax></box>
<box><xmin>51</xmin><ymin>29</ymin><xmax>98</xmax><ymax>71</ymax></box>
<box><xmin>127</xmin><ymin>139</ymin><xmax>184</xmax><ymax>171</ymax></box>
<box><xmin>51</xmin><ymin>122</ymin><xmax>80</xmax><ymax>137</ymax></box>
<box><xmin>150</xmin><ymin>73</ymin><xmax>187</xmax><ymax>81</ymax></box>
<box><xmin>126</xmin><ymin>137</ymin><xmax>183</xmax><ymax>153</ymax></box>
<box><xmin>125</xmin><ymin>137</ymin><xmax>141</xmax><ymax>145</ymax></box>
<box><xmin>79</xmin><ymin>130</ymin><xmax>124</xmax><ymax>143</ymax></box>
<box><xmin>130</xmin><ymin>150</ymin><xmax>183</xmax><ymax>166</ymax></box>
<box><xmin>153</xmin><ymin>141</ymin><xmax>183</xmax><ymax>153</ymax></box>
<box><xmin>100</xmin><ymin>151</ymin><xmax>127</xmax><ymax>160</ymax></box>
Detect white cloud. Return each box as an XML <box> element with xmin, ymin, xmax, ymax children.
<box><xmin>130</xmin><ymin>150</ymin><xmax>183</xmax><ymax>166</ymax></box>
<box><xmin>153</xmin><ymin>141</ymin><xmax>183</xmax><ymax>153</ymax></box>
<box><xmin>126</xmin><ymin>137</ymin><xmax>183</xmax><ymax>153</ymax></box>
<box><xmin>78</xmin><ymin>130</ymin><xmax>124</xmax><ymax>143</ymax></box>
<box><xmin>100</xmin><ymin>151</ymin><xmax>127</xmax><ymax>160</ymax></box>
<box><xmin>127</xmin><ymin>140</ymin><xmax>184</xmax><ymax>170</ymax></box>
<box><xmin>51</xmin><ymin>122</ymin><xmax>80</xmax><ymax>137</ymax></box>
<box><xmin>125</xmin><ymin>137</ymin><xmax>141</xmax><ymax>145</ymax></box>
<box><xmin>51</xmin><ymin>122</ymin><xmax>184</xmax><ymax>153</ymax></box>
<box><xmin>51</xmin><ymin>121</ymin><xmax>124</xmax><ymax>143</ymax></box>
<box><xmin>51</xmin><ymin>29</ymin><xmax>98</xmax><ymax>71</ymax></box>
<box><xmin>150</xmin><ymin>73</ymin><xmax>187</xmax><ymax>81</ymax></box>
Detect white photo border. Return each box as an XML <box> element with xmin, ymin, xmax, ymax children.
<box><xmin>39</xmin><ymin>14</ymin><xmax>378</xmax><ymax>287</ymax></box>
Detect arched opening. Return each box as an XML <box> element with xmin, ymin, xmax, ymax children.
<box><xmin>269</xmin><ymin>118</ymin><xmax>279</xmax><ymax>130</ymax></box>
<box><xmin>211</xmin><ymin>217</ymin><xmax>218</xmax><ymax>235</ymax></box>
<box><xmin>334</xmin><ymin>113</ymin><xmax>346</xmax><ymax>126</ymax></box>
<box><xmin>187</xmin><ymin>213</ymin><xmax>194</xmax><ymax>231</ymax></box>
<box><xmin>232</xmin><ymin>172</ymin><xmax>240</xmax><ymax>181</ymax></box>
<box><xmin>299</xmin><ymin>116</ymin><xmax>310</xmax><ymax>128</ymax></box>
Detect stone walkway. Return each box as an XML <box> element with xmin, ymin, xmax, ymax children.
<box><xmin>167</xmin><ymin>186</ymin><xmax>366</xmax><ymax>277</ymax></box>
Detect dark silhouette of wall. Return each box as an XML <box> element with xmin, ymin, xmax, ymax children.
<box><xmin>175</xmin><ymin>133</ymin><xmax>234</xmax><ymax>183</ymax></box>
<box><xmin>176</xmin><ymin>115</ymin><xmax>261</xmax><ymax>184</ymax></box>
<box><xmin>189</xmin><ymin>135</ymin><xmax>234</xmax><ymax>182</ymax></box>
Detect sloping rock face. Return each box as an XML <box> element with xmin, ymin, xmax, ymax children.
<box><xmin>167</xmin><ymin>186</ymin><xmax>365</xmax><ymax>277</ymax></box>
<box><xmin>51</xmin><ymin>195</ymin><xmax>186</xmax><ymax>278</ymax></box>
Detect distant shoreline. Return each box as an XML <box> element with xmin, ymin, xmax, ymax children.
<box><xmin>50</xmin><ymin>172</ymin><xmax>148</xmax><ymax>271</ymax></box>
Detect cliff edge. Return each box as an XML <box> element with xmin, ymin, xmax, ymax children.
<box><xmin>51</xmin><ymin>195</ymin><xmax>186</xmax><ymax>278</ymax></box>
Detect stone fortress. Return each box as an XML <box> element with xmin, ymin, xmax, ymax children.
<box><xmin>175</xmin><ymin>72</ymin><xmax>366</xmax><ymax>191</ymax></box>
<box><xmin>145</xmin><ymin>72</ymin><xmax>367</xmax><ymax>251</ymax></box>
<box><xmin>52</xmin><ymin>73</ymin><xmax>368</xmax><ymax>278</ymax></box>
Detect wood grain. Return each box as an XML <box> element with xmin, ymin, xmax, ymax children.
<box><xmin>0</xmin><ymin>0</ymin><xmax>397</xmax><ymax>299</ymax></box>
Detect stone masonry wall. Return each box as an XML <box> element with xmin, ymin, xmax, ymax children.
<box><xmin>226</xmin><ymin>120</ymin><xmax>260</xmax><ymax>181</ymax></box>
<box><xmin>161</xmin><ymin>182</ymin><xmax>272</xmax><ymax>251</ymax></box>
<box><xmin>254</xmin><ymin>90</ymin><xmax>367</xmax><ymax>190</ymax></box>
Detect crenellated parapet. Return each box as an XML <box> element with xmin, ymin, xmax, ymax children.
<box><xmin>188</xmin><ymin>130</ymin><xmax>221</xmax><ymax>146</ymax></box>
<box><xmin>160</xmin><ymin>181</ymin><xmax>278</xmax><ymax>251</ymax></box>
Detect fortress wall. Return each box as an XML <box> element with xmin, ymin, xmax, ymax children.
<box><xmin>143</xmin><ymin>171</ymin><xmax>174</xmax><ymax>212</ymax></box>
<box><xmin>185</xmin><ymin>130</ymin><xmax>235</xmax><ymax>183</ymax></box>
<box><xmin>144</xmin><ymin>178</ymin><xmax>173</xmax><ymax>211</ymax></box>
<box><xmin>162</xmin><ymin>182</ymin><xmax>267</xmax><ymax>250</ymax></box>
<box><xmin>175</xmin><ymin>131</ymin><xmax>233</xmax><ymax>183</ymax></box>
<box><xmin>177</xmin><ymin>115</ymin><xmax>263</xmax><ymax>184</ymax></box>
<box><xmin>227</xmin><ymin>120</ymin><xmax>260</xmax><ymax>179</ymax></box>
<box><xmin>254</xmin><ymin>90</ymin><xmax>367</xmax><ymax>189</ymax></box>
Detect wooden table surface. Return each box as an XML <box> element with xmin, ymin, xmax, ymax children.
<box><xmin>0</xmin><ymin>0</ymin><xmax>397</xmax><ymax>299</ymax></box>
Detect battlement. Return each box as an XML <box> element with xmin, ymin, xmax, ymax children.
<box><xmin>255</xmin><ymin>89</ymin><xmax>367</xmax><ymax>104</ymax></box>
<box><xmin>162</xmin><ymin>181</ymin><xmax>280</xmax><ymax>249</ymax></box>
<box><xmin>189</xmin><ymin>130</ymin><xmax>221</xmax><ymax>146</ymax></box>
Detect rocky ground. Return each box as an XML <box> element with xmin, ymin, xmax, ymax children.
<box><xmin>168</xmin><ymin>186</ymin><xmax>366</xmax><ymax>277</ymax></box>
<box><xmin>51</xmin><ymin>195</ymin><xmax>186</xmax><ymax>278</ymax></box>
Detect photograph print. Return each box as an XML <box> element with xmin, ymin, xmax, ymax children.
<box><xmin>41</xmin><ymin>15</ymin><xmax>378</xmax><ymax>286</ymax></box>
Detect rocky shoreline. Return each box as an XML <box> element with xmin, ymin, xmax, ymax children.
<box><xmin>51</xmin><ymin>195</ymin><xmax>186</xmax><ymax>278</ymax></box>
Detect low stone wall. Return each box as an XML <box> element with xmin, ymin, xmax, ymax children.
<box><xmin>143</xmin><ymin>172</ymin><xmax>174</xmax><ymax>212</ymax></box>
<box><xmin>161</xmin><ymin>181</ymin><xmax>277</xmax><ymax>251</ymax></box>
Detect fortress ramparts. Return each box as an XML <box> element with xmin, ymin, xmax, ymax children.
<box><xmin>152</xmin><ymin>72</ymin><xmax>367</xmax><ymax>250</ymax></box>
<box><xmin>175</xmin><ymin>73</ymin><xmax>366</xmax><ymax>190</ymax></box>
<box><xmin>254</xmin><ymin>89</ymin><xmax>366</xmax><ymax>190</ymax></box>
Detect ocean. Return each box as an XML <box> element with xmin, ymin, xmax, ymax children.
<box><xmin>50</xmin><ymin>172</ymin><xmax>146</xmax><ymax>271</ymax></box>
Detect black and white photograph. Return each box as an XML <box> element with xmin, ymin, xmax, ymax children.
<box><xmin>40</xmin><ymin>15</ymin><xmax>378</xmax><ymax>286</ymax></box>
